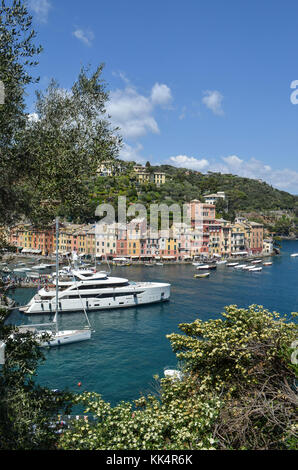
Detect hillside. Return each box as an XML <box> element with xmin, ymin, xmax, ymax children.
<box><xmin>156</xmin><ymin>164</ymin><xmax>298</xmax><ymax>212</ymax></box>
<box><xmin>61</xmin><ymin>161</ymin><xmax>298</xmax><ymax>228</ymax></box>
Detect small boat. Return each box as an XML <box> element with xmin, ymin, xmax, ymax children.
<box><xmin>192</xmin><ymin>262</ymin><xmax>203</xmax><ymax>266</ymax></box>
<box><xmin>155</xmin><ymin>263</ymin><xmax>164</xmax><ymax>266</ymax></box>
<box><xmin>194</xmin><ymin>272</ymin><xmax>210</xmax><ymax>278</ymax></box>
<box><xmin>290</xmin><ymin>253</ymin><xmax>298</xmax><ymax>257</ymax></box>
<box><xmin>233</xmin><ymin>264</ymin><xmax>247</xmax><ymax>269</ymax></box>
<box><xmin>145</xmin><ymin>263</ymin><xmax>154</xmax><ymax>267</ymax></box>
<box><xmin>196</xmin><ymin>264</ymin><xmax>217</xmax><ymax>270</ymax></box>
<box><xmin>227</xmin><ymin>263</ymin><xmax>239</xmax><ymax>267</ymax></box>
<box><xmin>216</xmin><ymin>260</ymin><xmax>227</xmax><ymax>265</ymax></box>
<box><xmin>251</xmin><ymin>259</ymin><xmax>262</xmax><ymax>264</ymax></box>
<box><xmin>263</xmin><ymin>262</ymin><xmax>273</xmax><ymax>266</ymax></box>
<box><xmin>249</xmin><ymin>267</ymin><xmax>262</xmax><ymax>272</ymax></box>
<box><xmin>242</xmin><ymin>265</ymin><xmax>255</xmax><ymax>270</ymax></box>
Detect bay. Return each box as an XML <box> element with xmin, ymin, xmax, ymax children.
<box><xmin>6</xmin><ymin>240</ymin><xmax>298</xmax><ymax>406</ymax></box>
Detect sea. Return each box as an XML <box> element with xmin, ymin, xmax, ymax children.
<box><xmin>5</xmin><ymin>239</ymin><xmax>298</xmax><ymax>406</ymax></box>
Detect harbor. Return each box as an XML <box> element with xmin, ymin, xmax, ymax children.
<box><xmin>3</xmin><ymin>239</ymin><xmax>298</xmax><ymax>406</ymax></box>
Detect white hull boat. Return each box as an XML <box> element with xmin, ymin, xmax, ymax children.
<box><xmin>20</xmin><ymin>269</ymin><xmax>171</xmax><ymax>314</ymax></box>
<box><xmin>249</xmin><ymin>267</ymin><xmax>262</xmax><ymax>272</ymax></box>
<box><xmin>290</xmin><ymin>253</ymin><xmax>298</xmax><ymax>257</ymax></box>
<box><xmin>14</xmin><ymin>218</ymin><xmax>93</xmax><ymax>348</ymax></box>
<box><xmin>39</xmin><ymin>328</ymin><xmax>91</xmax><ymax>347</ymax></box>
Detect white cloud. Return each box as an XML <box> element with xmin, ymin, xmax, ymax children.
<box><xmin>202</xmin><ymin>90</ymin><xmax>224</xmax><ymax>116</ymax></box>
<box><xmin>119</xmin><ymin>142</ymin><xmax>145</xmax><ymax>164</ymax></box>
<box><xmin>212</xmin><ymin>155</ymin><xmax>298</xmax><ymax>191</ymax></box>
<box><xmin>151</xmin><ymin>83</ymin><xmax>172</xmax><ymax>107</ymax></box>
<box><xmin>167</xmin><ymin>153</ymin><xmax>298</xmax><ymax>193</ymax></box>
<box><xmin>107</xmin><ymin>81</ymin><xmax>173</xmax><ymax>139</ymax></box>
<box><xmin>28</xmin><ymin>0</ymin><xmax>51</xmax><ymax>23</ymax></box>
<box><xmin>73</xmin><ymin>29</ymin><xmax>94</xmax><ymax>47</ymax></box>
<box><xmin>169</xmin><ymin>155</ymin><xmax>210</xmax><ymax>171</ymax></box>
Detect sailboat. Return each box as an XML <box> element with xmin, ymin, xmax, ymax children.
<box><xmin>18</xmin><ymin>218</ymin><xmax>92</xmax><ymax>347</ymax></box>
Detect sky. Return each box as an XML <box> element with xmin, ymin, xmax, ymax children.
<box><xmin>24</xmin><ymin>0</ymin><xmax>298</xmax><ymax>194</ymax></box>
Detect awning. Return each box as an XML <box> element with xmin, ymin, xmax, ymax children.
<box><xmin>231</xmin><ymin>251</ymin><xmax>248</xmax><ymax>255</ymax></box>
<box><xmin>113</xmin><ymin>257</ymin><xmax>128</xmax><ymax>261</ymax></box>
<box><xmin>161</xmin><ymin>256</ymin><xmax>176</xmax><ymax>259</ymax></box>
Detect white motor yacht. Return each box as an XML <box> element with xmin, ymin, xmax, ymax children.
<box><xmin>20</xmin><ymin>268</ymin><xmax>171</xmax><ymax>314</ymax></box>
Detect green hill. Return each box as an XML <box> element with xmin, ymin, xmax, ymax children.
<box><xmin>63</xmin><ymin>161</ymin><xmax>298</xmax><ymax>226</ymax></box>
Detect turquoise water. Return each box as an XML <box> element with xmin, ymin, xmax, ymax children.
<box><xmin>6</xmin><ymin>240</ymin><xmax>298</xmax><ymax>405</ymax></box>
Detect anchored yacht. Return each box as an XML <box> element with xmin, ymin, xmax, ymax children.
<box><xmin>20</xmin><ymin>268</ymin><xmax>171</xmax><ymax>314</ymax></box>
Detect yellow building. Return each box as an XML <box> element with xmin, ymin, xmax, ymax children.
<box><xmin>218</xmin><ymin>219</ymin><xmax>232</xmax><ymax>256</ymax></box>
<box><xmin>127</xmin><ymin>238</ymin><xmax>140</xmax><ymax>257</ymax></box>
<box><xmin>208</xmin><ymin>220</ymin><xmax>222</xmax><ymax>256</ymax></box>
<box><xmin>133</xmin><ymin>165</ymin><xmax>166</xmax><ymax>185</ymax></box>
<box><xmin>136</xmin><ymin>171</ymin><xmax>150</xmax><ymax>184</ymax></box>
<box><xmin>153</xmin><ymin>172</ymin><xmax>166</xmax><ymax>185</ymax></box>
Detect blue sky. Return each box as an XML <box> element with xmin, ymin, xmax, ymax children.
<box><xmin>25</xmin><ymin>0</ymin><xmax>298</xmax><ymax>194</ymax></box>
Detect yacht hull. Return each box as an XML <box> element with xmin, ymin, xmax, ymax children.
<box><xmin>22</xmin><ymin>283</ymin><xmax>171</xmax><ymax>314</ymax></box>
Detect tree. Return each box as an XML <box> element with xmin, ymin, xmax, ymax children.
<box><xmin>0</xmin><ymin>310</ymin><xmax>73</xmax><ymax>449</ymax></box>
<box><xmin>0</xmin><ymin>0</ymin><xmax>42</xmax><ymax>224</ymax></box>
<box><xmin>167</xmin><ymin>305</ymin><xmax>298</xmax><ymax>449</ymax></box>
<box><xmin>13</xmin><ymin>65</ymin><xmax>122</xmax><ymax>224</ymax></box>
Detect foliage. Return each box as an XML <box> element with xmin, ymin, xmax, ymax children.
<box><xmin>167</xmin><ymin>305</ymin><xmax>298</xmax><ymax>449</ymax></box>
<box><xmin>0</xmin><ymin>0</ymin><xmax>42</xmax><ymax>224</ymax></box>
<box><xmin>58</xmin><ymin>380</ymin><xmax>221</xmax><ymax>450</ymax></box>
<box><xmin>84</xmin><ymin>163</ymin><xmax>298</xmax><ymax>226</ymax></box>
<box><xmin>14</xmin><ymin>65</ymin><xmax>122</xmax><ymax>225</ymax></box>
<box><xmin>58</xmin><ymin>305</ymin><xmax>297</xmax><ymax>450</ymax></box>
<box><xmin>0</xmin><ymin>310</ymin><xmax>73</xmax><ymax>449</ymax></box>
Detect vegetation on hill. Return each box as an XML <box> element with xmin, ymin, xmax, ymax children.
<box><xmin>71</xmin><ymin>161</ymin><xmax>298</xmax><ymax>236</ymax></box>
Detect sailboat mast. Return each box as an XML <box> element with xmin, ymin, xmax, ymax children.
<box><xmin>54</xmin><ymin>217</ymin><xmax>59</xmax><ymax>333</ymax></box>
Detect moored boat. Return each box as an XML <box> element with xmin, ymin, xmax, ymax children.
<box><xmin>20</xmin><ymin>268</ymin><xmax>171</xmax><ymax>314</ymax></box>
<box><xmin>194</xmin><ymin>272</ymin><xmax>210</xmax><ymax>278</ymax></box>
